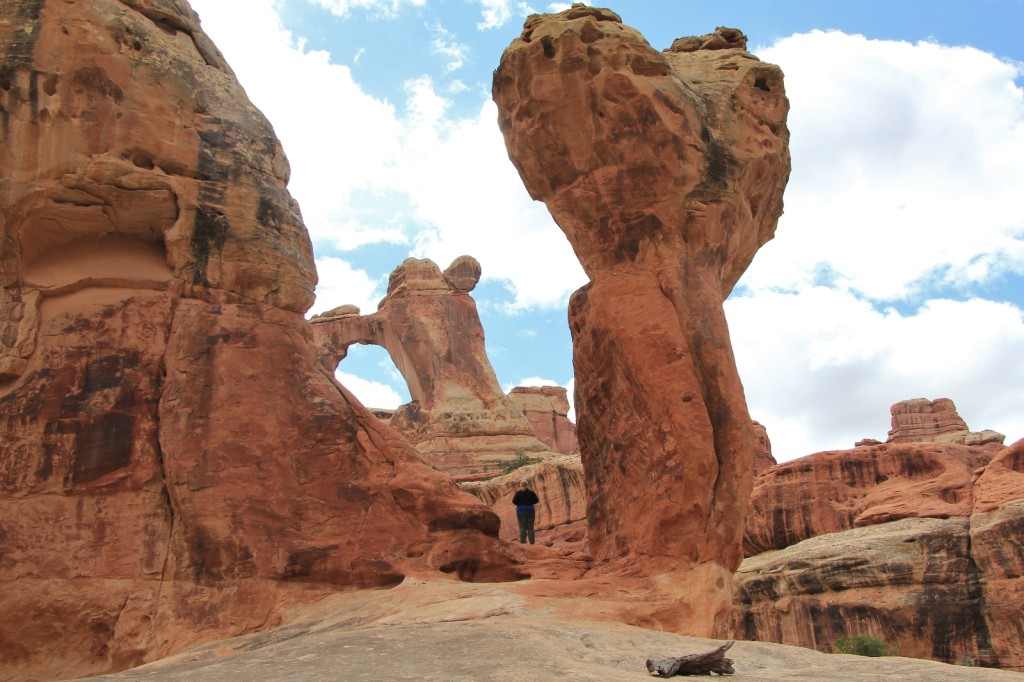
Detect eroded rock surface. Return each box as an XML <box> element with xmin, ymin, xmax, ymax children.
<box><xmin>734</xmin><ymin>518</ymin><xmax>1002</xmax><ymax>667</ymax></box>
<box><xmin>493</xmin><ymin>7</ymin><xmax>790</xmax><ymax>634</ymax></box>
<box><xmin>0</xmin><ymin>3</ymin><xmax>516</xmax><ymax>680</ymax></box>
<box><xmin>310</xmin><ymin>256</ymin><xmax>552</xmax><ymax>476</ymax></box>
<box><xmin>461</xmin><ymin>455</ymin><xmax>587</xmax><ymax>548</ymax></box>
<box><xmin>887</xmin><ymin>397</ymin><xmax>1005</xmax><ymax>447</ymax></box>
<box><xmin>508</xmin><ymin>385</ymin><xmax>579</xmax><ymax>455</ymax></box>
<box><xmin>743</xmin><ymin>442</ymin><xmax>995</xmax><ymax>556</ymax></box>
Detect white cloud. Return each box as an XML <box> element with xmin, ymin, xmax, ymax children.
<box><xmin>306</xmin><ymin>0</ymin><xmax>426</xmax><ymax>19</ymax></box>
<box><xmin>726</xmin><ymin>289</ymin><xmax>1024</xmax><ymax>461</ymax></box>
<box><xmin>309</xmin><ymin>257</ymin><xmax>384</xmax><ymax>315</ymax></box>
<box><xmin>396</xmin><ymin>95</ymin><xmax>587</xmax><ymax>309</ymax></box>
<box><xmin>335</xmin><ymin>370</ymin><xmax>403</xmax><ymax>408</ymax></box>
<box><xmin>190</xmin><ymin>0</ymin><xmax>405</xmax><ymax>257</ymax></box>
<box><xmin>751</xmin><ymin>32</ymin><xmax>1024</xmax><ymax>301</ymax></box>
<box><xmin>429</xmin><ymin>24</ymin><xmax>469</xmax><ymax>72</ymax></box>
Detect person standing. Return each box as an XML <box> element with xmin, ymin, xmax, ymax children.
<box><xmin>512</xmin><ymin>481</ymin><xmax>540</xmax><ymax>544</ymax></box>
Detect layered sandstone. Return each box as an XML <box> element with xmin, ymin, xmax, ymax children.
<box><xmin>0</xmin><ymin>3</ymin><xmax>516</xmax><ymax>680</ymax></box>
<box><xmin>310</xmin><ymin>257</ymin><xmax>552</xmax><ymax>475</ymax></box>
<box><xmin>743</xmin><ymin>442</ymin><xmax>994</xmax><ymax>556</ymax></box>
<box><xmin>735</xmin><ymin>518</ymin><xmax>1001</xmax><ymax>667</ymax></box>
<box><xmin>494</xmin><ymin>9</ymin><xmax>790</xmax><ymax>634</ymax></box>
<box><xmin>507</xmin><ymin>385</ymin><xmax>578</xmax><ymax>455</ymax></box>
<box><xmin>461</xmin><ymin>455</ymin><xmax>587</xmax><ymax>548</ymax></box>
<box><xmin>887</xmin><ymin>398</ymin><xmax>1005</xmax><ymax>447</ymax></box>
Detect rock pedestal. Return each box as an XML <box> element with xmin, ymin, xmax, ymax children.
<box><xmin>493</xmin><ymin>10</ymin><xmax>790</xmax><ymax>634</ymax></box>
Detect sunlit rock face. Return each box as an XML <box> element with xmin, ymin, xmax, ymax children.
<box><xmin>310</xmin><ymin>256</ymin><xmax>553</xmax><ymax>477</ymax></box>
<box><xmin>493</xmin><ymin>8</ymin><xmax>790</xmax><ymax>635</ymax></box>
<box><xmin>887</xmin><ymin>397</ymin><xmax>1005</xmax><ymax>447</ymax></box>
<box><xmin>0</xmin><ymin>3</ymin><xmax>517</xmax><ymax>679</ymax></box>
<box><xmin>508</xmin><ymin>385</ymin><xmax>579</xmax><ymax>455</ymax></box>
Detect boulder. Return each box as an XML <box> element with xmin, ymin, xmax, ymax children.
<box><xmin>493</xmin><ymin>5</ymin><xmax>790</xmax><ymax>634</ymax></box>
<box><xmin>310</xmin><ymin>257</ymin><xmax>552</xmax><ymax>476</ymax></box>
<box><xmin>0</xmin><ymin>3</ymin><xmax>517</xmax><ymax>679</ymax></box>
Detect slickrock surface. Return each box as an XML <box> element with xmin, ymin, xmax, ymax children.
<box><xmin>887</xmin><ymin>397</ymin><xmax>1005</xmax><ymax>446</ymax></box>
<box><xmin>86</xmin><ymin>578</ymin><xmax>1023</xmax><ymax>681</ymax></box>
<box><xmin>743</xmin><ymin>442</ymin><xmax>995</xmax><ymax>556</ymax></box>
<box><xmin>508</xmin><ymin>385</ymin><xmax>579</xmax><ymax>455</ymax></box>
<box><xmin>493</xmin><ymin>9</ymin><xmax>790</xmax><ymax>634</ymax></box>
<box><xmin>0</xmin><ymin>3</ymin><xmax>516</xmax><ymax>680</ymax></box>
<box><xmin>310</xmin><ymin>257</ymin><xmax>552</xmax><ymax>476</ymax></box>
<box><xmin>461</xmin><ymin>455</ymin><xmax>587</xmax><ymax>547</ymax></box>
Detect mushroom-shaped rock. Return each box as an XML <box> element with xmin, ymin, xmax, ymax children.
<box><xmin>493</xmin><ymin>5</ymin><xmax>790</xmax><ymax>635</ymax></box>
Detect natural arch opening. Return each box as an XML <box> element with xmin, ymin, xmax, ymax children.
<box><xmin>335</xmin><ymin>343</ymin><xmax>411</xmax><ymax>415</ymax></box>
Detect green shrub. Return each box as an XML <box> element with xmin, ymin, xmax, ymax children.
<box><xmin>499</xmin><ymin>451</ymin><xmax>539</xmax><ymax>474</ymax></box>
<box><xmin>834</xmin><ymin>634</ymin><xmax>893</xmax><ymax>657</ymax></box>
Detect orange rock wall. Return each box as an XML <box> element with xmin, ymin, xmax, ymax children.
<box><xmin>0</xmin><ymin>3</ymin><xmax>516</xmax><ymax>680</ymax></box>
<box><xmin>508</xmin><ymin>385</ymin><xmax>579</xmax><ymax>455</ymax></box>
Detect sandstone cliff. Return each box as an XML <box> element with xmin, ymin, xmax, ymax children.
<box><xmin>494</xmin><ymin>11</ymin><xmax>790</xmax><ymax>635</ymax></box>
<box><xmin>460</xmin><ymin>455</ymin><xmax>587</xmax><ymax>548</ymax></box>
<box><xmin>0</xmin><ymin>3</ymin><xmax>516</xmax><ymax>680</ymax></box>
<box><xmin>737</xmin><ymin>404</ymin><xmax>1024</xmax><ymax>670</ymax></box>
<box><xmin>507</xmin><ymin>385</ymin><xmax>579</xmax><ymax>455</ymax></box>
<box><xmin>310</xmin><ymin>256</ymin><xmax>553</xmax><ymax>476</ymax></box>
<box><xmin>887</xmin><ymin>398</ymin><xmax>1005</xmax><ymax>447</ymax></box>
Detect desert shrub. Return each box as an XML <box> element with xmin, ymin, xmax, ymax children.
<box><xmin>834</xmin><ymin>634</ymin><xmax>893</xmax><ymax>657</ymax></box>
<box><xmin>499</xmin><ymin>451</ymin><xmax>539</xmax><ymax>474</ymax></box>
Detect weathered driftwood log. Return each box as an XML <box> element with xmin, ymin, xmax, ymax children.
<box><xmin>646</xmin><ymin>641</ymin><xmax>735</xmax><ymax>677</ymax></box>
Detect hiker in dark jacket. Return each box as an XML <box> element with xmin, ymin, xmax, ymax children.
<box><xmin>512</xmin><ymin>481</ymin><xmax>540</xmax><ymax>544</ymax></box>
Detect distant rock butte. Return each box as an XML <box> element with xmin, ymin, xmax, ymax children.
<box><xmin>310</xmin><ymin>256</ymin><xmax>553</xmax><ymax>476</ymax></box>
<box><xmin>507</xmin><ymin>385</ymin><xmax>579</xmax><ymax>455</ymax></box>
<box><xmin>493</xmin><ymin>7</ymin><xmax>790</xmax><ymax>634</ymax></box>
<box><xmin>886</xmin><ymin>397</ymin><xmax>1005</xmax><ymax>446</ymax></box>
<box><xmin>0</xmin><ymin>3</ymin><xmax>518</xmax><ymax>680</ymax></box>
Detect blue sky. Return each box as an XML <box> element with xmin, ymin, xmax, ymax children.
<box><xmin>188</xmin><ymin>0</ymin><xmax>1024</xmax><ymax>461</ymax></box>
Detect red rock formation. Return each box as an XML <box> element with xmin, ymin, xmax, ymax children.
<box><xmin>310</xmin><ymin>257</ymin><xmax>552</xmax><ymax>476</ymax></box>
<box><xmin>743</xmin><ymin>442</ymin><xmax>994</xmax><ymax>556</ymax></box>
<box><xmin>734</xmin><ymin>518</ymin><xmax>1002</xmax><ymax>667</ymax></box>
<box><xmin>0</xmin><ymin>3</ymin><xmax>516</xmax><ymax>679</ymax></box>
<box><xmin>461</xmin><ymin>455</ymin><xmax>587</xmax><ymax>549</ymax></box>
<box><xmin>751</xmin><ymin>420</ymin><xmax>777</xmax><ymax>475</ymax></box>
<box><xmin>508</xmin><ymin>385</ymin><xmax>579</xmax><ymax>455</ymax></box>
<box><xmin>493</xmin><ymin>9</ymin><xmax>790</xmax><ymax>634</ymax></box>
<box><xmin>887</xmin><ymin>398</ymin><xmax>1005</xmax><ymax>447</ymax></box>
<box><xmin>970</xmin><ymin>439</ymin><xmax>1024</xmax><ymax>670</ymax></box>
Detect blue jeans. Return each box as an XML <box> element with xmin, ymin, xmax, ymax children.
<box><xmin>517</xmin><ymin>510</ymin><xmax>536</xmax><ymax>544</ymax></box>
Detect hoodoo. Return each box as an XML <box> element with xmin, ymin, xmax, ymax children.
<box><xmin>493</xmin><ymin>9</ymin><xmax>791</xmax><ymax>633</ymax></box>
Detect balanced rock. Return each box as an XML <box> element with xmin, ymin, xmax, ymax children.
<box><xmin>508</xmin><ymin>385</ymin><xmax>579</xmax><ymax>455</ymax></box>
<box><xmin>310</xmin><ymin>256</ymin><xmax>552</xmax><ymax>476</ymax></box>
<box><xmin>0</xmin><ymin>3</ymin><xmax>516</xmax><ymax>679</ymax></box>
<box><xmin>493</xmin><ymin>5</ymin><xmax>790</xmax><ymax>634</ymax></box>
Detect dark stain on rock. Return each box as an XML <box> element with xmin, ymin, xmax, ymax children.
<box><xmin>190</xmin><ymin>206</ymin><xmax>229</xmax><ymax>285</ymax></box>
<box><xmin>70</xmin><ymin>411</ymin><xmax>135</xmax><ymax>486</ymax></box>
